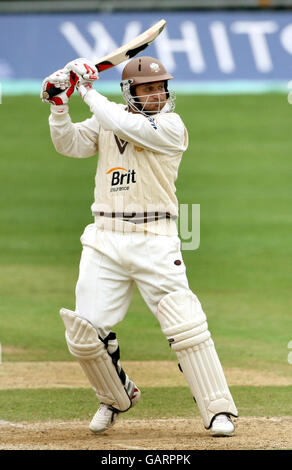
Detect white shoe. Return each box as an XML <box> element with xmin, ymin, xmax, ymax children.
<box><xmin>89</xmin><ymin>386</ymin><xmax>141</xmax><ymax>434</ymax></box>
<box><xmin>210</xmin><ymin>414</ymin><xmax>235</xmax><ymax>437</ymax></box>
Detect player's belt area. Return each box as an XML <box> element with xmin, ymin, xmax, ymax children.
<box><xmin>94</xmin><ymin>211</ymin><xmax>177</xmax><ymax>224</ymax></box>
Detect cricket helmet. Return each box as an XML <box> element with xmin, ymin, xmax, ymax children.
<box><xmin>120</xmin><ymin>56</ymin><xmax>175</xmax><ymax>115</ymax></box>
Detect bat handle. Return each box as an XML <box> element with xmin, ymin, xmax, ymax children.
<box><xmin>42</xmin><ymin>86</ymin><xmax>62</xmax><ymax>100</ymax></box>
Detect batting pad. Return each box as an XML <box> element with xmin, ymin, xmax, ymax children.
<box><xmin>157</xmin><ymin>290</ymin><xmax>238</xmax><ymax>428</ymax></box>
<box><xmin>60</xmin><ymin>308</ymin><xmax>132</xmax><ymax>412</ymax></box>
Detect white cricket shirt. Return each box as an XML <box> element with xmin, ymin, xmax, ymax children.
<box><xmin>49</xmin><ymin>89</ymin><xmax>189</xmax><ymax>235</ymax></box>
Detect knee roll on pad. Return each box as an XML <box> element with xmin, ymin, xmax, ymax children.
<box><xmin>158</xmin><ymin>289</ymin><xmax>210</xmax><ymax>350</ymax></box>
<box><xmin>60</xmin><ymin>308</ymin><xmax>132</xmax><ymax>412</ymax></box>
<box><xmin>157</xmin><ymin>290</ymin><xmax>238</xmax><ymax>428</ymax></box>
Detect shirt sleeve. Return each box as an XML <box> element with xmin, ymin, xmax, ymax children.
<box><xmin>49</xmin><ymin>104</ymin><xmax>99</xmax><ymax>158</ymax></box>
<box><xmin>84</xmin><ymin>89</ymin><xmax>188</xmax><ymax>156</ymax></box>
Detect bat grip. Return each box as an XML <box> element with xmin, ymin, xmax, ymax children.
<box><xmin>43</xmin><ymin>86</ymin><xmax>62</xmax><ymax>100</ymax></box>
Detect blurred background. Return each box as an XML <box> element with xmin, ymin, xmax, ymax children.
<box><xmin>1</xmin><ymin>0</ymin><xmax>292</xmax><ymax>95</ymax></box>
<box><xmin>0</xmin><ymin>1</ymin><xmax>291</xmax><ymax>377</ymax></box>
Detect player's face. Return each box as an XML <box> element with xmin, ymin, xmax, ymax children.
<box><xmin>135</xmin><ymin>81</ymin><xmax>167</xmax><ymax>113</ymax></box>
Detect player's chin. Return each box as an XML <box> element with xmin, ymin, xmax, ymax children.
<box><xmin>146</xmin><ymin>103</ymin><xmax>161</xmax><ymax>113</ymax></box>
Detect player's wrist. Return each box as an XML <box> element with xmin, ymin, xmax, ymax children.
<box><xmin>77</xmin><ymin>83</ymin><xmax>94</xmax><ymax>100</ymax></box>
<box><xmin>50</xmin><ymin>103</ymin><xmax>69</xmax><ymax>115</ymax></box>
<box><xmin>83</xmin><ymin>88</ymin><xmax>105</xmax><ymax>107</ymax></box>
<box><xmin>82</xmin><ymin>87</ymin><xmax>98</xmax><ymax>104</ymax></box>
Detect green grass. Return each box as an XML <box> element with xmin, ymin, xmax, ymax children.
<box><xmin>0</xmin><ymin>386</ymin><xmax>291</xmax><ymax>422</ymax></box>
<box><xmin>0</xmin><ymin>94</ymin><xmax>291</xmax><ymax>378</ymax></box>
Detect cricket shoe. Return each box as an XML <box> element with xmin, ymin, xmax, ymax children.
<box><xmin>210</xmin><ymin>414</ymin><xmax>235</xmax><ymax>437</ymax></box>
<box><xmin>89</xmin><ymin>385</ymin><xmax>141</xmax><ymax>434</ymax></box>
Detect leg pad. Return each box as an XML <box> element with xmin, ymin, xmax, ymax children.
<box><xmin>60</xmin><ymin>308</ymin><xmax>132</xmax><ymax>412</ymax></box>
<box><xmin>157</xmin><ymin>290</ymin><xmax>238</xmax><ymax>428</ymax></box>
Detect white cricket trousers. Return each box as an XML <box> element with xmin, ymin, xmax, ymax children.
<box><xmin>75</xmin><ymin>223</ymin><xmax>190</xmax><ymax>338</ymax></box>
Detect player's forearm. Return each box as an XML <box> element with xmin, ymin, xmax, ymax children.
<box><xmin>84</xmin><ymin>89</ymin><xmax>142</xmax><ymax>136</ymax></box>
<box><xmin>84</xmin><ymin>89</ymin><xmax>184</xmax><ymax>155</ymax></box>
<box><xmin>49</xmin><ymin>105</ymin><xmax>97</xmax><ymax>158</ymax></box>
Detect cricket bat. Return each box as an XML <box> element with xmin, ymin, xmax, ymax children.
<box><xmin>44</xmin><ymin>19</ymin><xmax>166</xmax><ymax>99</ymax></box>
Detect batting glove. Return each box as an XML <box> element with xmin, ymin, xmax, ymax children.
<box><xmin>41</xmin><ymin>69</ymin><xmax>78</xmax><ymax>105</ymax></box>
<box><xmin>64</xmin><ymin>58</ymin><xmax>99</xmax><ymax>99</ymax></box>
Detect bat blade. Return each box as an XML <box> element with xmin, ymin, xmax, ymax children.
<box><xmin>97</xmin><ymin>44</ymin><xmax>148</xmax><ymax>72</ymax></box>
<box><xmin>95</xmin><ymin>19</ymin><xmax>166</xmax><ymax>72</ymax></box>
<box><xmin>44</xmin><ymin>19</ymin><xmax>166</xmax><ymax>99</ymax></box>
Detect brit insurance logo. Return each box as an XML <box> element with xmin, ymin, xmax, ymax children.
<box><xmin>106</xmin><ymin>167</ymin><xmax>137</xmax><ymax>192</ymax></box>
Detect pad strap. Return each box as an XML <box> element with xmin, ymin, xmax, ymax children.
<box><xmin>60</xmin><ymin>308</ymin><xmax>132</xmax><ymax>412</ymax></box>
